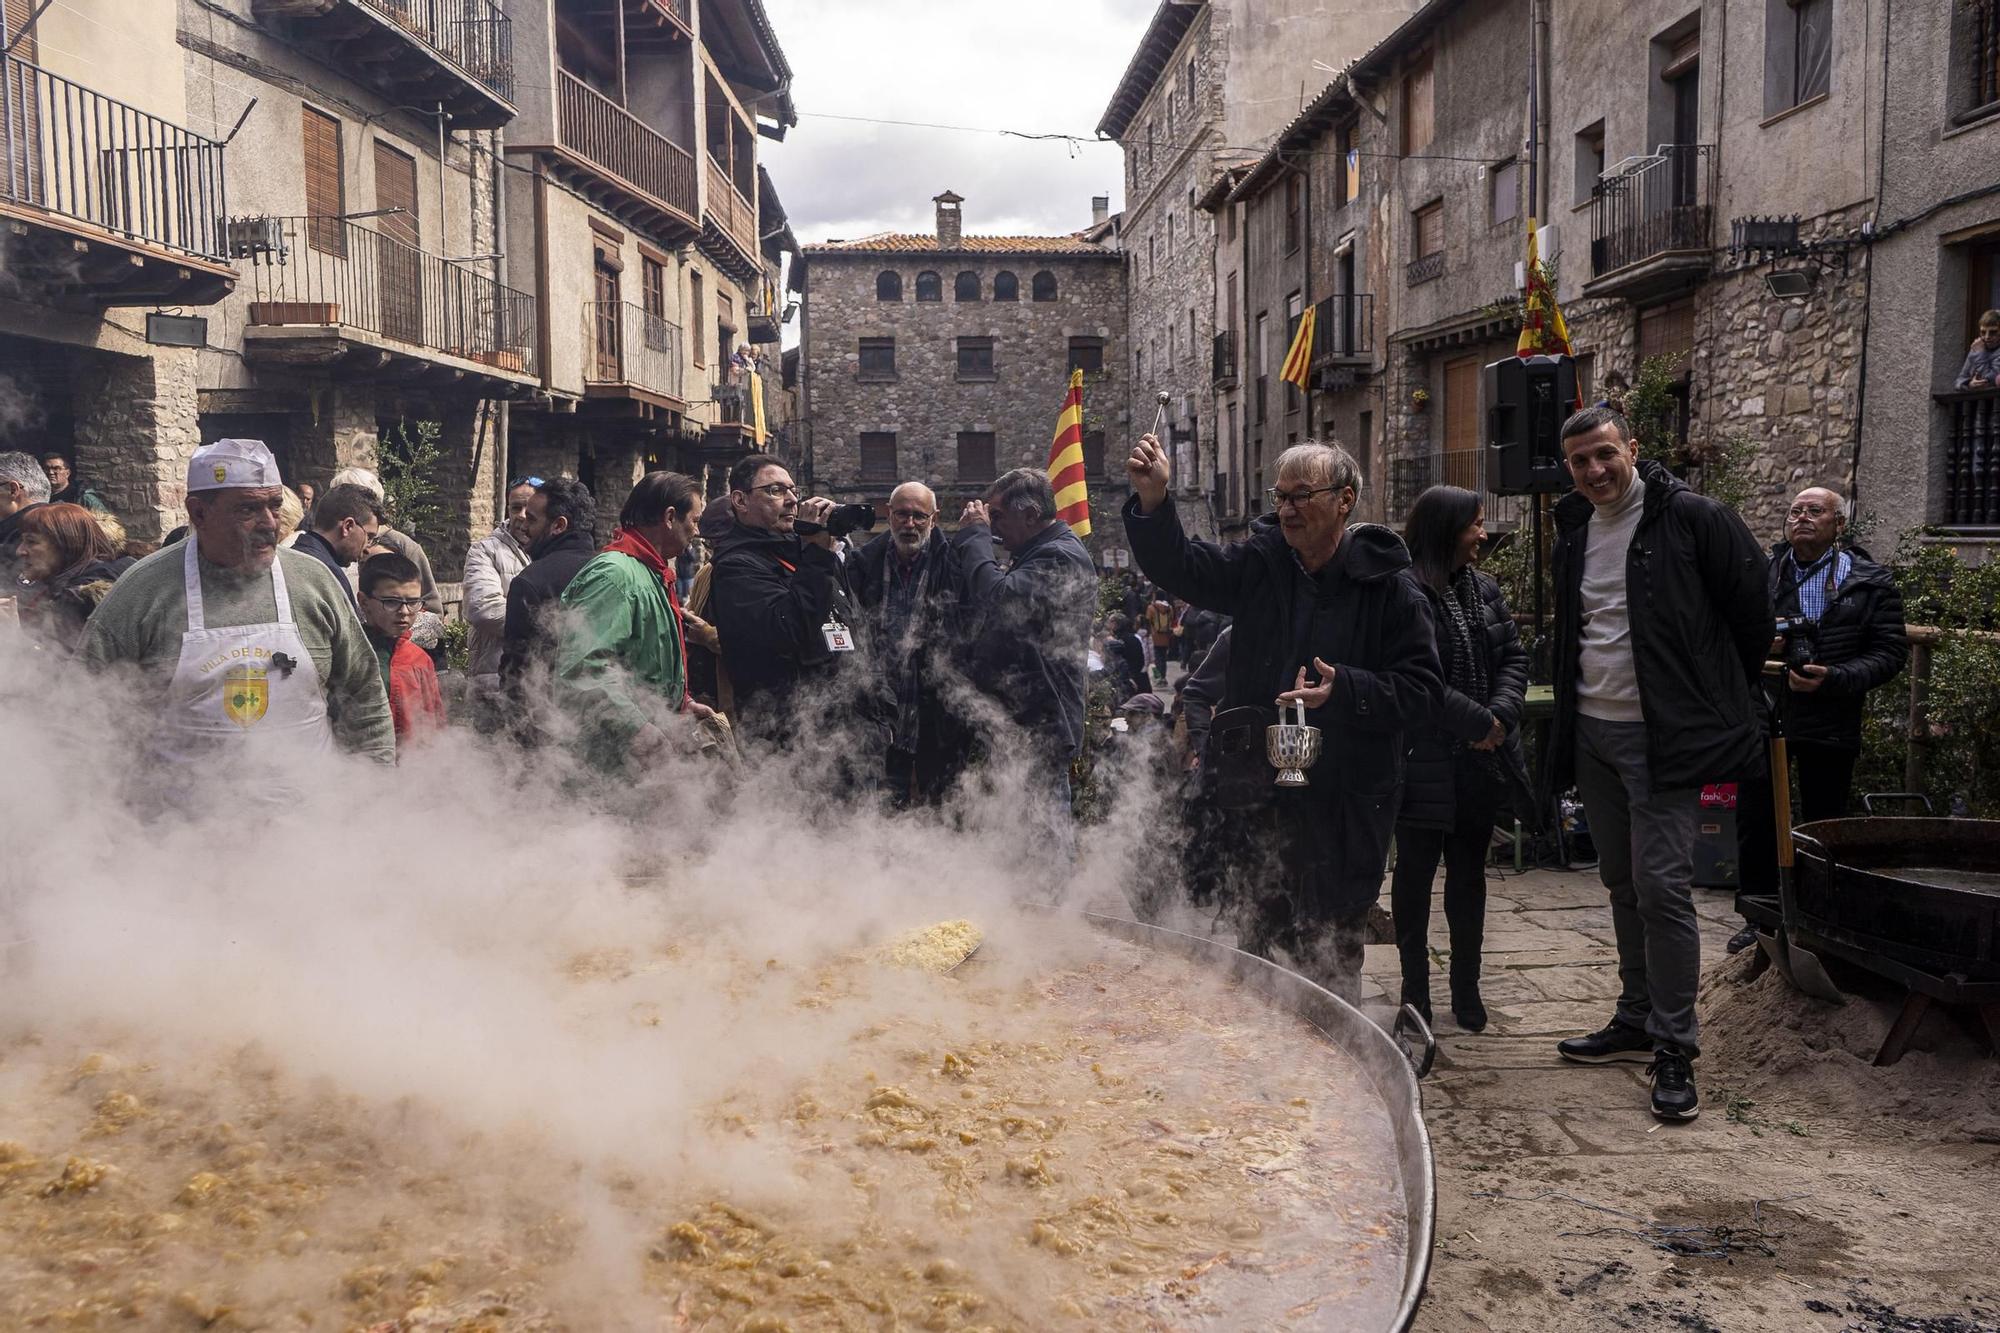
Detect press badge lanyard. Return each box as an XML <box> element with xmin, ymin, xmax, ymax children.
<box><xmin>775</xmin><ymin>554</ymin><xmax>855</xmax><ymax>654</ymax></box>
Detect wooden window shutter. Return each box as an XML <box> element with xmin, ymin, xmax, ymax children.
<box><xmin>372</xmin><ymin>141</ymin><xmax>420</xmax><ymax>246</ymax></box>
<box><xmin>3</xmin><ymin>0</ymin><xmax>37</xmax><ymax>59</ymax></box>
<box><xmin>302</xmin><ymin>107</ymin><xmax>345</xmax><ymax>257</ymax></box>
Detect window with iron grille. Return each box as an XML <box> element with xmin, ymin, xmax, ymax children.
<box><xmin>916</xmin><ymin>271</ymin><xmax>942</xmax><ymax>301</ymax></box>
<box><xmin>1958</xmin><ymin>0</ymin><xmax>2000</xmax><ymax>117</ymax></box>
<box><xmin>860</xmin><ymin>431</ymin><xmax>897</xmax><ymax>481</ymax></box>
<box><xmin>876</xmin><ymin>270</ymin><xmax>902</xmax><ymax>300</ymax></box>
<box><xmin>858</xmin><ymin>337</ymin><xmax>896</xmax><ymax>378</ymax></box>
<box><xmin>1032</xmin><ymin>271</ymin><xmax>1058</xmax><ymax>302</ymax></box>
<box><xmin>957</xmin><ymin>432</ymin><xmax>996</xmax><ymax>483</ymax></box>
<box><xmin>954</xmin><ymin>271</ymin><xmax>981</xmax><ymax>301</ymax></box>
<box><xmin>993</xmin><ymin>271</ymin><xmax>1019</xmax><ymax>301</ymax></box>
<box><xmin>956</xmin><ymin>336</ymin><xmax>995</xmax><ymax>379</ymax></box>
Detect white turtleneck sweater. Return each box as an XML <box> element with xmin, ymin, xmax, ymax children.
<box><xmin>1577</xmin><ymin>473</ymin><xmax>1647</xmax><ymax>722</ymax></box>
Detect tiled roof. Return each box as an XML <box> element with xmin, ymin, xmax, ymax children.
<box><xmin>804</xmin><ymin>233</ymin><xmax>1113</xmax><ymax>257</ymax></box>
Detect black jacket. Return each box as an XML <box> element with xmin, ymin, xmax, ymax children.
<box><xmin>1105</xmin><ymin>632</ymin><xmax>1148</xmax><ymax>700</ymax></box>
<box><xmin>852</xmin><ymin>527</ymin><xmax>965</xmax><ymax>753</ymax></box>
<box><xmin>1124</xmin><ymin>495</ymin><xmax>1443</xmax><ymax>919</ymax></box>
<box><xmin>500</xmin><ymin>527</ymin><xmax>599</xmax><ymax>686</ymax></box>
<box><xmin>1767</xmin><ymin>541</ymin><xmax>1907</xmax><ymax>750</ymax></box>
<box><xmin>22</xmin><ymin>556</ymin><xmax>132</xmax><ymax>652</ymax></box>
<box><xmin>0</xmin><ymin>501</ymin><xmax>44</xmax><ymax>588</ymax></box>
<box><xmin>953</xmin><ymin>519</ymin><xmax>1096</xmax><ymax>762</ymax></box>
<box><xmin>1397</xmin><ymin>572</ymin><xmax>1533</xmax><ymax>831</ymax></box>
<box><xmin>709</xmin><ymin>521</ymin><xmax>857</xmax><ymax>740</ymax></box>
<box><xmin>290</xmin><ymin>529</ymin><xmax>355</xmax><ymax>603</ymax></box>
<box><xmin>1548</xmin><ymin>461</ymin><xmax>1773</xmax><ymax>793</ymax></box>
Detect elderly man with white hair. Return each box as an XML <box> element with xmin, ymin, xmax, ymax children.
<box><xmin>0</xmin><ymin>449</ymin><xmax>54</xmax><ymax>587</ymax></box>
<box><xmin>852</xmin><ymin>480</ymin><xmax>968</xmax><ymax>805</ymax></box>
<box><xmin>1123</xmin><ymin>434</ymin><xmax>1442</xmax><ymax>1003</ymax></box>
<box><xmin>80</xmin><ymin>439</ymin><xmax>394</xmax><ymax>764</ymax></box>
<box><xmin>329</xmin><ymin>466</ymin><xmax>444</xmax><ymax>615</ymax></box>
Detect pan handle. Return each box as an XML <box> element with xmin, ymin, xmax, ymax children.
<box><xmin>1392</xmin><ymin>1003</ymin><xmax>1437</xmax><ymax>1079</ymax></box>
<box><xmin>1860</xmin><ymin>792</ymin><xmax>1934</xmax><ymax>816</ymax></box>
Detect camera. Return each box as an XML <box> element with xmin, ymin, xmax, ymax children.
<box><xmin>1774</xmin><ymin>616</ymin><xmax>1819</xmax><ymax>673</ymax></box>
<box><xmin>797</xmin><ymin>502</ymin><xmax>878</xmax><ymax>539</ymax></box>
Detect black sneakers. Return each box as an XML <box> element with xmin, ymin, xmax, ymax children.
<box><xmin>1647</xmin><ymin>1046</ymin><xmax>1700</xmax><ymax>1120</ymax></box>
<box><xmin>1725</xmin><ymin>925</ymin><xmax>1761</xmax><ymax>955</ymax></box>
<box><xmin>1556</xmin><ymin>1020</ymin><xmax>1654</xmax><ymax>1064</ymax></box>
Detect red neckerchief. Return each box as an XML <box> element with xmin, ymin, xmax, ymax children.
<box><xmin>603</xmin><ymin>526</ymin><xmax>690</xmax><ymax>709</ymax></box>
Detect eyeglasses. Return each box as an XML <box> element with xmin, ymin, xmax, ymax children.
<box><xmin>366</xmin><ymin>594</ymin><xmax>424</xmax><ymax>611</ymax></box>
<box><xmin>750</xmin><ymin>483</ymin><xmax>800</xmax><ymax>500</ymax></box>
<box><xmin>890</xmin><ymin>508</ymin><xmax>935</xmax><ymax>521</ymax></box>
<box><xmin>1787</xmin><ymin>503</ymin><xmax>1837</xmax><ymax>519</ymax></box>
<box><xmin>1267</xmin><ymin>485</ymin><xmax>1341</xmax><ymax>509</ymax></box>
<box><xmin>509</xmin><ymin>476</ymin><xmax>545</xmax><ymax>489</ymax></box>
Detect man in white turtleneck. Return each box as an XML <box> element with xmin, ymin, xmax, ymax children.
<box><xmin>1542</xmin><ymin>407</ymin><xmax>1772</xmax><ymax>1126</ymax></box>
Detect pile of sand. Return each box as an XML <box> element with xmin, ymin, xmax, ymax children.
<box><xmin>1699</xmin><ymin>950</ymin><xmax>2000</xmax><ymax>1144</ymax></box>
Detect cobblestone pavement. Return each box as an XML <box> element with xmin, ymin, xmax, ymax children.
<box><xmin>1379</xmin><ymin>865</ymin><xmax>2000</xmax><ymax>1333</ymax></box>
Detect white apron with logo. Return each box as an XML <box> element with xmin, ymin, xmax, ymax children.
<box><xmin>160</xmin><ymin>539</ymin><xmax>334</xmax><ymax>763</ymax></box>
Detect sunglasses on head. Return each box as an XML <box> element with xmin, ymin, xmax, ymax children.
<box><xmin>510</xmin><ymin>476</ymin><xmax>545</xmax><ymax>489</ymax></box>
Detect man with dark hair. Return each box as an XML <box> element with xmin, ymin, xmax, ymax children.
<box><xmin>1546</xmin><ymin>406</ymin><xmax>1770</xmax><ymax>1123</ymax></box>
<box><xmin>291</xmin><ymin>483</ymin><xmax>383</xmax><ymax>603</ymax></box>
<box><xmin>709</xmin><ymin>452</ymin><xmax>859</xmax><ymax>747</ymax></box>
<box><xmin>39</xmin><ymin>452</ymin><xmax>108</xmax><ymax>513</ymax></box>
<box><xmin>956</xmin><ymin>466</ymin><xmax>1097</xmax><ymax>841</ymax></box>
<box><xmin>1122</xmin><ymin>436</ymin><xmax>1440</xmax><ymax>1002</ymax></box>
<box><xmin>852</xmin><ymin>480</ymin><xmax>966</xmax><ymax>805</ymax></box>
<box><xmin>555</xmin><ymin>470</ymin><xmax>713</xmax><ymax>770</ymax></box>
<box><xmin>500</xmin><ymin>476</ymin><xmax>598</xmax><ymax>694</ymax></box>
<box><xmin>357</xmin><ymin>550</ymin><xmax>445</xmax><ymax>747</ymax></box>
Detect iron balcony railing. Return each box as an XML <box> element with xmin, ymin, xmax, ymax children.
<box><xmin>1212</xmin><ymin>329</ymin><xmax>1237</xmax><ymax>385</ymax></box>
<box><xmin>583</xmin><ymin>300</ymin><xmax>684</xmax><ymax>402</ymax></box>
<box><xmin>0</xmin><ymin>54</ymin><xmax>228</xmax><ymax>262</ymax></box>
<box><xmin>1309</xmin><ymin>293</ymin><xmax>1374</xmax><ymax>363</ymax></box>
<box><xmin>244</xmin><ymin>215</ymin><xmax>535</xmax><ymax>375</ymax></box>
<box><xmin>1590</xmin><ymin>143</ymin><xmax>1717</xmax><ymax>277</ymax></box>
<box><xmin>355</xmin><ymin>0</ymin><xmax>515</xmax><ymax>102</ymax></box>
<box><xmin>557</xmin><ymin>70</ymin><xmax>697</xmax><ymax>222</ymax></box>
<box><xmin>1939</xmin><ymin>387</ymin><xmax>2000</xmax><ymax>527</ymax></box>
<box><xmin>1389</xmin><ymin>449</ymin><xmax>1528</xmax><ymax>526</ymax></box>
<box><xmin>1406</xmin><ymin>251</ymin><xmax>1445</xmax><ymax>286</ymax></box>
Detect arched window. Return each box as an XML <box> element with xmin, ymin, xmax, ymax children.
<box><xmin>915</xmin><ymin>271</ymin><xmax>942</xmax><ymax>302</ymax></box>
<box><xmin>876</xmin><ymin>270</ymin><xmax>902</xmax><ymax>301</ymax></box>
<box><xmin>954</xmin><ymin>270</ymin><xmax>981</xmax><ymax>302</ymax></box>
<box><xmin>1031</xmin><ymin>270</ymin><xmax>1058</xmax><ymax>302</ymax></box>
<box><xmin>993</xmin><ymin>271</ymin><xmax>1019</xmax><ymax>301</ymax></box>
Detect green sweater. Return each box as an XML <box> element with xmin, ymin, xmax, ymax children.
<box><xmin>556</xmin><ymin>550</ymin><xmax>685</xmax><ymax>768</ymax></box>
<box><xmin>80</xmin><ymin>544</ymin><xmax>396</xmax><ymax>763</ymax></box>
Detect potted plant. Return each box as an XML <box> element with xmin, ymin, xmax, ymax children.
<box><xmin>1410</xmin><ymin>387</ymin><xmax>1431</xmax><ymax>413</ymax></box>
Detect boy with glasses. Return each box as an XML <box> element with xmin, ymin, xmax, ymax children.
<box><xmin>358</xmin><ymin>551</ymin><xmax>446</xmax><ymax>748</ymax></box>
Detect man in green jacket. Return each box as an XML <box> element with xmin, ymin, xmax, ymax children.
<box><xmin>556</xmin><ymin>469</ymin><xmax>712</xmax><ymax>769</ymax></box>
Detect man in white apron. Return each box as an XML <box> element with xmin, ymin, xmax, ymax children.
<box><xmin>81</xmin><ymin>439</ymin><xmax>394</xmax><ymax>766</ymax></box>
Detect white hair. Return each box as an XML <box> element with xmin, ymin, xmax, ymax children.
<box><xmin>1274</xmin><ymin>440</ymin><xmax>1364</xmax><ymax>501</ymax></box>
<box><xmin>330</xmin><ymin>467</ymin><xmax>383</xmax><ymax>500</ymax></box>
<box><xmin>889</xmin><ymin>480</ymin><xmax>938</xmax><ymax>512</ymax></box>
<box><xmin>0</xmin><ymin>451</ymin><xmax>52</xmax><ymax>503</ymax></box>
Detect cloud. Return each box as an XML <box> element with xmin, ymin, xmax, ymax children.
<box><xmin>761</xmin><ymin>0</ymin><xmax>1155</xmax><ymax>243</ymax></box>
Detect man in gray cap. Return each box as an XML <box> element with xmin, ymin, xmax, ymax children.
<box><xmin>81</xmin><ymin>439</ymin><xmax>394</xmax><ymax>764</ymax></box>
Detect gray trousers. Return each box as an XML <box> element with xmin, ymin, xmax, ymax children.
<box><xmin>1574</xmin><ymin>716</ymin><xmax>1703</xmax><ymax>1054</ymax></box>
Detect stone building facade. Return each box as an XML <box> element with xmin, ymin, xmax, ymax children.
<box><xmin>1098</xmin><ymin>0</ymin><xmax>1422</xmax><ymax>535</ymax></box>
<box><xmin>797</xmin><ymin>193</ymin><xmax>1128</xmax><ymax>532</ymax></box>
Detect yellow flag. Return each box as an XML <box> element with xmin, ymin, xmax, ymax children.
<box><xmin>747</xmin><ymin>369</ymin><xmax>767</xmax><ymax>446</ymax></box>
<box><xmin>1280</xmin><ymin>304</ymin><xmax>1316</xmax><ymax>391</ymax></box>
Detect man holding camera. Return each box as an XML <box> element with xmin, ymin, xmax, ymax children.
<box><xmin>709</xmin><ymin>453</ymin><xmax>865</xmax><ymax>749</ymax></box>
<box><xmin>1730</xmin><ymin>486</ymin><xmax>1908</xmax><ymax>951</ymax></box>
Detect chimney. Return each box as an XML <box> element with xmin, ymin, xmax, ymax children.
<box><xmin>933</xmin><ymin>190</ymin><xmax>964</xmax><ymax>248</ymax></box>
<box><xmin>1091</xmin><ymin>195</ymin><xmax>1110</xmax><ymax>228</ymax></box>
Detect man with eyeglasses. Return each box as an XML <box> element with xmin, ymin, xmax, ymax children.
<box><xmin>1730</xmin><ymin>485</ymin><xmax>1907</xmax><ymax>954</ymax></box>
<box><xmin>357</xmin><ymin>550</ymin><xmax>446</xmax><ymax>748</ymax></box>
<box><xmin>289</xmin><ymin>483</ymin><xmax>382</xmax><ymax>605</ymax></box>
<box><xmin>710</xmin><ymin>452</ymin><xmax>862</xmax><ymax>749</ymax></box>
<box><xmin>851</xmin><ymin>481</ymin><xmax>967</xmax><ymax>804</ymax></box>
<box><xmin>1123</xmin><ymin>434</ymin><xmax>1442</xmax><ymax>1002</ymax></box>
<box><xmin>462</xmin><ymin>477</ymin><xmax>538</xmax><ymax>706</ymax></box>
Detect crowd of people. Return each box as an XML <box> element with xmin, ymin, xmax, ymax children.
<box><xmin>0</xmin><ymin>406</ymin><xmax>1912</xmax><ymax>1124</ymax></box>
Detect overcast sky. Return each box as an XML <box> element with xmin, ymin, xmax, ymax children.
<box><xmin>759</xmin><ymin>0</ymin><xmax>1156</xmax><ymax>245</ymax></box>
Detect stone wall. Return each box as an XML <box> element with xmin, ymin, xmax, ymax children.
<box><xmin>802</xmin><ymin>251</ymin><xmax>1129</xmax><ymax>519</ymax></box>
<box><xmin>73</xmin><ymin>347</ymin><xmax>201</xmax><ymax>544</ymax></box>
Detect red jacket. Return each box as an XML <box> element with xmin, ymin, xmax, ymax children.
<box><xmin>376</xmin><ymin>633</ymin><xmax>447</xmax><ymax>745</ymax></box>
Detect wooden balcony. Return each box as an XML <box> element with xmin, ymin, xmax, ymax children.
<box><xmin>543</xmin><ymin>70</ymin><xmax>698</xmax><ymax>237</ymax></box>
<box><xmin>240</xmin><ymin>215</ymin><xmax>537</xmax><ymax>393</ymax></box>
<box><xmin>703</xmin><ymin>158</ymin><xmax>758</xmax><ymax>272</ymax></box>
<box><xmin>252</xmin><ymin>0</ymin><xmax>516</xmax><ymax>128</ymax></box>
<box><xmin>0</xmin><ymin>55</ymin><xmax>234</xmax><ymax>306</ymax></box>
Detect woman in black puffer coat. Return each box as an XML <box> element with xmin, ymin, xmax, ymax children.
<box><xmin>1391</xmin><ymin>487</ymin><xmax>1531</xmax><ymax>1031</ymax></box>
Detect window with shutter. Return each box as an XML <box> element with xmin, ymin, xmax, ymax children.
<box><xmin>302</xmin><ymin>107</ymin><xmax>345</xmax><ymax>257</ymax></box>
<box><xmin>372</xmin><ymin>141</ymin><xmax>419</xmax><ymax>244</ymax></box>
<box><xmin>1415</xmin><ymin>200</ymin><xmax>1445</xmax><ymax>258</ymax></box>
<box><xmin>859</xmin><ymin>432</ymin><xmax>898</xmax><ymax>480</ymax></box>
<box><xmin>690</xmin><ymin>271</ymin><xmax>705</xmax><ymax>366</ymax></box>
<box><xmin>373</xmin><ymin>141</ymin><xmax>422</xmax><ymax>343</ymax></box>
<box><xmin>1403</xmin><ymin>50</ymin><xmax>1435</xmax><ymax>154</ymax></box>
<box><xmin>956</xmin><ymin>432</ymin><xmax>996</xmax><ymax>483</ymax></box>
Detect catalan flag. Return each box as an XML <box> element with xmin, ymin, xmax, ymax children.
<box><xmin>1047</xmin><ymin>368</ymin><xmax>1090</xmax><ymax>537</ymax></box>
<box><xmin>747</xmin><ymin>368</ymin><xmax>768</xmax><ymax>446</ymax></box>
<box><xmin>1279</xmin><ymin>302</ymin><xmax>1316</xmax><ymax>392</ymax></box>
<box><xmin>1516</xmin><ymin>217</ymin><xmax>1573</xmax><ymax>358</ymax></box>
